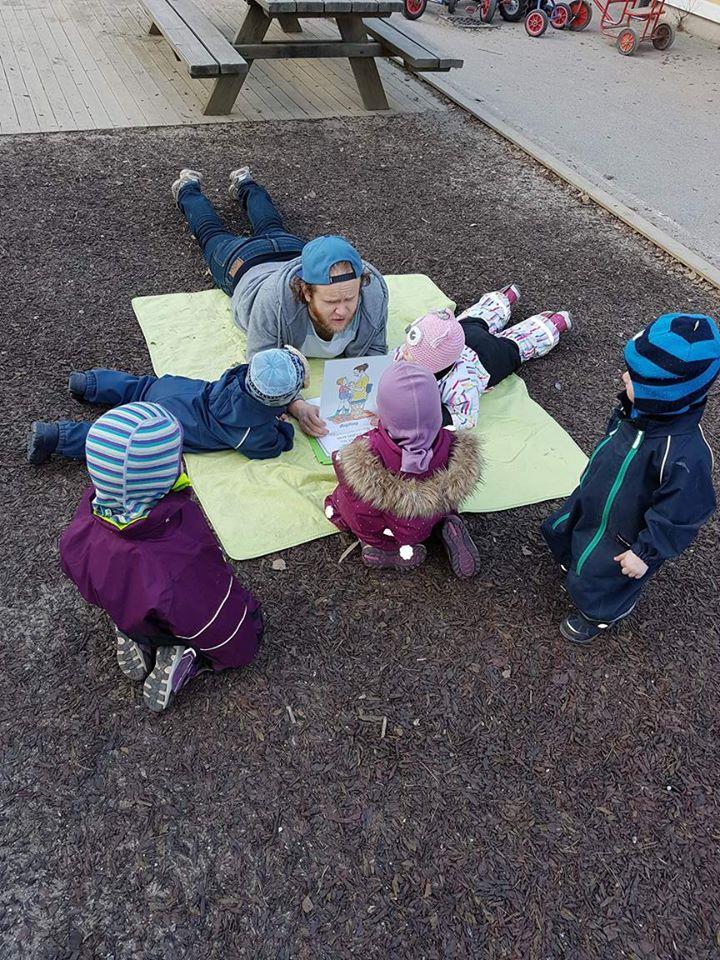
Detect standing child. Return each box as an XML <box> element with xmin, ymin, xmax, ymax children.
<box><xmin>59</xmin><ymin>402</ymin><xmax>263</xmax><ymax>711</ymax></box>
<box><xmin>398</xmin><ymin>285</ymin><xmax>572</xmax><ymax>429</ymax></box>
<box><xmin>324</xmin><ymin>362</ymin><xmax>482</xmax><ymax>576</ymax></box>
<box><xmin>542</xmin><ymin>312</ymin><xmax>720</xmax><ymax>644</ymax></box>
<box><xmin>27</xmin><ymin>347</ymin><xmax>308</xmax><ymax>465</ymax></box>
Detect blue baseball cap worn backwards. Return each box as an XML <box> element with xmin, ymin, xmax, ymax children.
<box><xmin>624</xmin><ymin>312</ymin><xmax>720</xmax><ymax>417</ymax></box>
<box><xmin>300</xmin><ymin>235</ymin><xmax>363</xmax><ymax>285</ymax></box>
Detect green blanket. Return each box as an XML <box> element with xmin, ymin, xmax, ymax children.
<box><xmin>132</xmin><ymin>275</ymin><xmax>586</xmax><ymax>560</ymax></box>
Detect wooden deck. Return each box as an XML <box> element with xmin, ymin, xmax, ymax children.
<box><xmin>0</xmin><ymin>0</ymin><xmax>446</xmax><ymax>133</ymax></box>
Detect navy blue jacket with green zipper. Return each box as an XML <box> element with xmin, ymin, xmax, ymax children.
<box><xmin>541</xmin><ymin>393</ymin><xmax>716</xmax><ymax>622</ymax></box>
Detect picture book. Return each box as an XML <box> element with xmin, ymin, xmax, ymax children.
<box><xmin>307</xmin><ymin>355</ymin><xmax>393</xmax><ymax>464</ymax></box>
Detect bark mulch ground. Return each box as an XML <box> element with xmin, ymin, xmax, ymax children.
<box><xmin>1</xmin><ymin>108</ymin><xmax>719</xmax><ymax>960</ymax></box>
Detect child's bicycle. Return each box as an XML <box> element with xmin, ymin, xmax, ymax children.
<box><xmin>524</xmin><ymin>0</ymin><xmax>591</xmax><ymax>34</ymax></box>
<box><xmin>404</xmin><ymin>0</ymin><xmax>458</xmax><ymax>18</ymax></box>
<box><xmin>475</xmin><ymin>0</ymin><xmax>528</xmax><ymax>22</ymax></box>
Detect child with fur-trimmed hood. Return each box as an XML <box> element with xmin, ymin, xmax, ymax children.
<box><xmin>324</xmin><ymin>362</ymin><xmax>482</xmax><ymax>576</ymax></box>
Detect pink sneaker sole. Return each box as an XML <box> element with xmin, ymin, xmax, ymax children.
<box><xmin>441</xmin><ymin>514</ymin><xmax>481</xmax><ymax>579</ymax></box>
<box><xmin>541</xmin><ymin>310</ymin><xmax>572</xmax><ymax>335</ymax></box>
<box><xmin>501</xmin><ymin>283</ymin><xmax>520</xmax><ymax>307</ymax></box>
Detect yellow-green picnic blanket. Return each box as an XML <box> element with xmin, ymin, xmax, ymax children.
<box><xmin>132</xmin><ymin>274</ymin><xmax>586</xmax><ymax>560</ymax></box>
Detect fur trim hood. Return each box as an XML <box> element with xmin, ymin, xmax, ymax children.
<box><xmin>336</xmin><ymin>430</ymin><xmax>482</xmax><ymax>519</ymax></box>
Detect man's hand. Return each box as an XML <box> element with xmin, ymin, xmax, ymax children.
<box><xmin>288</xmin><ymin>398</ymin><xmax>328</xmax><ymax>438</ymax></box>
<box><xmin>614</xmin><ymin>550</ymin><xmax>648</xmax><ymax>579</ymax></box>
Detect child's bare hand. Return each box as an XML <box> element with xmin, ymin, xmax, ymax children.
<box><xmin>613</xmin><ymin>550</ymin><xmax>648</xmax><ymax>579</ymax></box>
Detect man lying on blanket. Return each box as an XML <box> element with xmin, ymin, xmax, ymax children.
<box><xmin>171</xmin><ymin>167</ymin><xmax>389</xmax><ymax>439</ymax></box>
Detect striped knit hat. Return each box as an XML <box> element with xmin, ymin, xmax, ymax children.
<box><xmin>85</xmin><ymin>402</ymin><xmax>184</xmax><ymax>526</ymax></box>
<box><xmin>624</xmin><ymin>313</ymin><xmax>720</xmax><ymax>418</ymax></box>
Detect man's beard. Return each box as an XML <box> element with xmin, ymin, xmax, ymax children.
<box><xmin>308</xmin><ymin>304</ymin><xmax>347</xmax><ymax>342</ymax></box>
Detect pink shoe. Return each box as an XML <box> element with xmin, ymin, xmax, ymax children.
<box><xmin>501</xmin><ymin>283</ymin><xmax>520</xmax><ymax>307</ymax></box>
<box><xmin>539</xmin><ymin>310</ymin><xmax>572</xmax><ymax>336</ymax></box>
<box><xmin>361</xmin><ymin>543</ymin><xmax>426</xmax><ymax>571</ymax></box>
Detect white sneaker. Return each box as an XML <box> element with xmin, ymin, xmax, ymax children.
<box><xmin>171</xmin><ymin>168</ymin><xmax>203</xmax><ymax>205</ymax></box>
<box><xmin>228</xmin><ymin>166</ymin><xmax>253</xmax><ymax>199</ymax></box>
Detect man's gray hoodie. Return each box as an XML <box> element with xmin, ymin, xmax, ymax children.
<box><xmin>231</xmin><ymin>257</ymin><xmax>389</xmax><ymax>359</ymax></box>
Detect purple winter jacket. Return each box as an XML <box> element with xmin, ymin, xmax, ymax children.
<box><xmin>60</xmin><ymin>486</ymin><xmax>261</xmax><ymax>670</ymax></box>
<box><xmin>324</xmin><ymin>425</ymin><xmax>481</xmax><ymax>550</ymax></box>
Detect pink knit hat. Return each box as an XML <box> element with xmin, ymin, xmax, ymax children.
<box><xmin>402</xmin><ymin>308</ymin><xmax>465</xmax><ymax>374</ymax></box>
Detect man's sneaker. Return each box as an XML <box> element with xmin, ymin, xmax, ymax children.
<box><xmin>171</xmin><ymin>168</ymin><xmax>203</xmax><ymax>206</ymax></box>
<box><xmin>440</xmin><ymin>513</ymin><xmax>481</xmax><ymax>579</ymax></box>
<box><xmin>68</xmin><ymin>371</ymin><xmax>88</xmax><ymax>403</ymax></box>
<box><xmin>143</xmin><ymin>645</ymin><xmax>199</xmax><ymax>712</ymax></box>
<box><xmin>539</xmin><ymin>310</ymin><xmax>573</xmax><ymax>336</ymax></box>
<box><xmin>501</xmin><ymin>283</ymin><xmax>520</xmax><ymax>307</ymax></box>
<box><xmin>115</xmin><ymin>628</ymin><xmax>153</xmax><ymax>681</ymax></box>
<box><xmin>228</xmin><ymin>166</ymin><xmax>253</xmax><ymax>199</ymax></box>
<box><xmin>361</xmin><ymin>543</ymin><xmax>427</xmax><ymax>571</ymax></box>
<box><xmin>560</xmin><ymin>612</ymin><xmax>607</xmax><ymax>645</ymax></box>
<box><xmin>27</xmin><ymin>421</ymin><xmax>59</xmax><ymax>464</ymax></box>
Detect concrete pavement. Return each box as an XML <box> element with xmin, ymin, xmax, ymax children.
<box><xmin>404</xmin><ymin>6</ymin><xmax>720</xmax><ymax>271</ymax></box>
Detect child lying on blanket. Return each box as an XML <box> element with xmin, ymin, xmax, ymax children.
<box><xmin>324</xmin><ymin>362</ymin><xmax>482</xmax><ymax>577</ymax></box>
<box><xmin>59</xmin><ymin>403</ymin><xmax>263</xmax><ymax>712</ymax></box>
<box><xmin>542</xmin><ymin>312</ymin><xmax>720</xmax><ymax>646</ymax></box>
<box><xmin>27</xmin><ymin>347</ymin><xmax>309</xmax><ymax>465</ymax></box>
<box><xmin>396</xmin><ymin>284</ymin><xmax>572</xmax><ymax>430</ymax></box>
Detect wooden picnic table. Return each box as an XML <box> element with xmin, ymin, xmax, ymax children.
<box><xmin>143</xmin><ymin>0</ymin><xmax>462</xmax><ymax>114</ymax></box>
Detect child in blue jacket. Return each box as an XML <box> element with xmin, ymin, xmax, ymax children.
<box><xmin>542</xmin><ymin>312</ymin><xmax>719</xmax><ymax>644</ymax></box>
<box><xmin>27</xmin><ymin>347</ymin><xmax>309</xmax><ymax>464</ymax></box>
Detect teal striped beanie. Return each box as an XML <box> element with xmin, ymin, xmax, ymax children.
<box><xmin>85</xmin><ymin>402</ymin><xmax>184</xmax><ymax>526</ymax></box>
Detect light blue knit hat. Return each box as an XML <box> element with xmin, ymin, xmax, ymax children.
<box><xmin>246</xmin><ymin>348</ymin><xmax>305</xmax><ymax>407</ymax></box>
<box><xmin>85</xmin><ymin>402</ymin><xmax>184</xmax><ymax>526</ymax></box>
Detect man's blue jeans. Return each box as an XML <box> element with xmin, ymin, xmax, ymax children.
<box><xmin>178</xmin><ymin>180</ymin><xmax>305</xmax><ymax>296</ymax></box>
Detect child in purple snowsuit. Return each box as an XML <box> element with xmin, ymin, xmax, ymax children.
<box><xmin>59</xmin><ymin>401</ymin><xmax>263</xmax><ymax>712</ymax></box>
<box><xmin>324</xmin><ymin>362</ymin><xmax>482</xmax><ymax>577</ymax></box>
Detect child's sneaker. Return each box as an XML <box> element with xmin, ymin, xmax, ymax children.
<box><xmin>361</xmin><ymin>543</ymin><xmax>427</xmax><ymax>571</ymax></box>
<box><xmin>501</xmin><ymin>283</ymin><xmax>520</xmax><ymax>307</ymax></box>
<box><xmin>228</xmin><ymin>166</ymin><xmax>253</xmax><ymax>199</ymax></box>
<box><xmin>27</xmin><ymin>421</ymin><xmax>59</xmax><ymax>464</ymax></box>
<box><xmin>560</xmin><ymin>612</ymin><xmax>606</xmax><ymax>645</ymax></box>
<box><xmin>143</xmin><ymin>645</ymin><xmax>198</xmax><ymax>712</ymax></box>
<box><xmin>539</xmin><ymin>310</ymin><xmax>572</xmax><ymax>336</ymax></box>
<box><xmin>171</xmin><ymin>168</ymin><xmax>204</xmax><ymax>206</ymax></box>
<box><xmin>115</xmin><ymin>628</ymin><xmax>153</xmax><ymax>681</ymax></box>
<box><xmin>440</xmin><ymin>513</ymin><xmax>481</xmax><ymax>579</ymax></box>
<box><xmin>68</xmin><ymin>371</ymin><xmax>88</xmax><ymax>403</ymax></box>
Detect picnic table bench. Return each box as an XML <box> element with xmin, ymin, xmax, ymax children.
<box><xmin>142</xmin><ymin>0</ymin><xmax>463</xmax><ymax>114</ymax></box>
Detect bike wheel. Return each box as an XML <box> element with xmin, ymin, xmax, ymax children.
<box><xmin>550</xmin><ymin>2</ymin><xmax>571</xmax><ymax>27</ymax></box>
<box><xmin>616</xmin><ymin>26</ymin><xmax>638</xmax><ymax>53</ymax></box>
<box><xmin>568</xmin><ymin>0</ymin><xmax>591</xmax><ymax>28</ymax></box>
<box><xmin>525</xmin><ymin>8</ymin><xmax>548</xmax><ymax>34</ymax></box>
<box><xmin>403</xmin><ymin>0</ymin><xmax>427</xmax><ymax>18</ymax></box>
<box><xmin>499</xmin><ymin>0</ymin><xmax>526</xmax><ymax>19</ymax></box>
<box><xmin>652</xmin><ymin>21</ymin><xmax>675</xmax><ymax>48</ymax></box>
<box><xmin>479</xmin><ymin>0</ymin><xmax>499</xmax><ymax>21</ymax></box>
